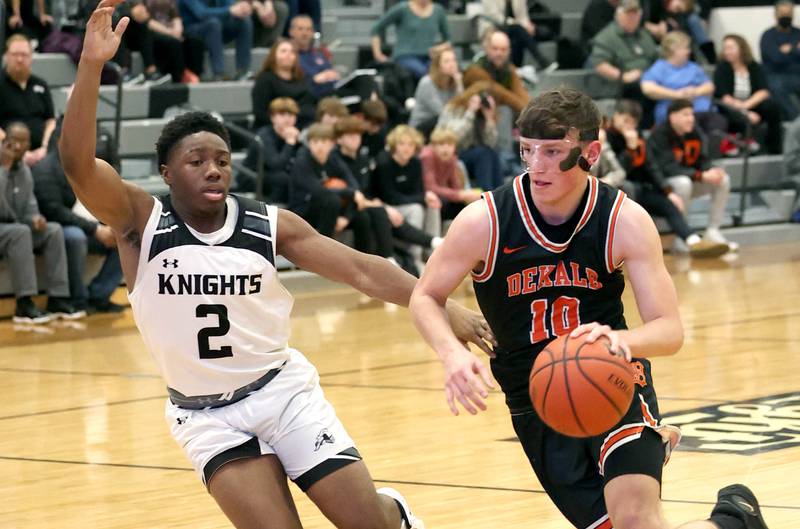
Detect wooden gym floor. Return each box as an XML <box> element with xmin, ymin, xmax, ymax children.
<box><xmin>1</xmin><ymin>242</ymin><xmax>798</xmax><ymax>528</ymax></box>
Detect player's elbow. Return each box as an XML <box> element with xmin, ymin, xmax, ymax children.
<box><xmin>666</xmin><ymin>319</ymin><xmax>684</xmax><ymax>356</ymax></box>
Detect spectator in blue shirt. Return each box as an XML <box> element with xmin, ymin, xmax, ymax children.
<box><xmin>177</xmin><ymin>0</ymin><xmax>254</xmax><ymax>80</ymax></box>
<box><xmin>760</xmin><ymin>0</ymin><xmax>800</xmax><ymax>119</ymax></box>
<box><xmin>289</xmin><ymin>14</ymin><xmax>338</xmax><ymax>97</ymax></box>
<box><xmin>641</xmin><ymin>31</ymin><xmax>727</xmax><ymax>137</ymax></box>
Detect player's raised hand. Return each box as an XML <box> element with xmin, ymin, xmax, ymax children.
<box><xmin>441</xmin><ymin>348</ymin><xmax>494</xmax><ymax>416</ymax></box>
<box><xmin>82</xmin><ymin>0</ymin><xmax>129</xmax><ymax>65</ymax></box>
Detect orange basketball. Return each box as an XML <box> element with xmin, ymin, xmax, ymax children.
<box><xmin>529</xmin><ymin>333</ymin><xmax>635</xmax><ymax>438</ymax></box>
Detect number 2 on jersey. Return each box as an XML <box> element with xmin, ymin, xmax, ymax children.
<box><xmin>196</xmin><ymin>304</ymin><xmax>234</xmax><ymax>359</ymax></box>
<box><xmin>530</xmin><ymin>296</ymin><xmax>581</xmax><ymax>343</ymax></box>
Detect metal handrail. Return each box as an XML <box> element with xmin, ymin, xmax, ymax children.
<box><xmin>223</xmin><ymin>120</ymin><xmax>265</xmax><ymax>201</ymax></box>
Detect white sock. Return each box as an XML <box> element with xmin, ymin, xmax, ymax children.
<box><xmin>685</xmin><ymin>233</ymin><xmax>701</xmax><ymax>246</ymax></box>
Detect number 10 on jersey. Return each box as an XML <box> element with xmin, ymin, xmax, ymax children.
<box><xmin>530</xmin><ymin>296</ymin><xmax>581</xmax><ymax>343</ymax></box>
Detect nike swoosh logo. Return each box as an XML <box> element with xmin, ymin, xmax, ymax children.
<box><xmin>736</xmin><ymin>500</ymin><xmax>756</xmax><ymax>514</ymax></box>
<box><xmin>503</xmin><ymin>245</ymin><xmax>527</xmax><ymax>254</ymax></box>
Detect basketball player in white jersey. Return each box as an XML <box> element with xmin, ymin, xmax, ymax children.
<box><xmin>57</xmin><ymin>2</ymin><xmax>496</xmax><ymax>528</ymax></box>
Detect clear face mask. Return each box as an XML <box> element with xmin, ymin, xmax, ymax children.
<box><xmin>518</xmin><ymin>128</ymin><xmax>593</xmax><ymax>173</ymax></box>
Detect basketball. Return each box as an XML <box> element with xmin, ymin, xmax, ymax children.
<box><xmin>529</xmin><ymin>333</ymin><xmax>635</xmax><ymax>438</ymax></box>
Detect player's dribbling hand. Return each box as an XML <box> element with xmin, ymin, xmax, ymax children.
<box><xmin>83</xmin><ymin>0</ymin><xmax>130</xmax><ymax>65</ymax></box>
<box><xmin>442</xmin><ymin>348</ymin><xmax>494</xmax><ymax>416</ymax></box>
<box><xmin>570</xmin><ymin>323</ymin><xmax>632</xmax><ymax>362</ymax></box>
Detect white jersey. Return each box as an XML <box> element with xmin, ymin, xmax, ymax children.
<box><xmin>128</xmin><ymin>194</ymin><xmax>293</xmax><ymax>397</ymax></box>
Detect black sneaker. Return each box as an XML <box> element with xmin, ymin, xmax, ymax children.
<box><xmin>46</xmin><ymin>298</ymin><xmax>87</xmax><ymax>320</ymax></box>
<box><xmin>13</xmin><ymin>297</ymin><xmax>54</xmax><ymax>324</ymax></box>
<box><xmin>88</xmin><ymin>299</ymin><xmax>127</xmax><ymax>314</ymax></box>
<box><xmin>711</xmin><ymin>484</ymin><xmax>769</xmax><ymax>529</ymax></box>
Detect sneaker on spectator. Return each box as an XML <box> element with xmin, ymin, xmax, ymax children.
<box><xmin>719</xmin><ymin>136</ymin><xmax>740</xmax><ymax>157</ymax></box>
<box><xmin>181</xmin><ymin>69</ymin><xmax>200</xmax><ymax>84</ymax></box>
<box><xmin>517</xmin><ymin>65</ymin><xmax>538</xmax><ymax>85</ymax></box>
<box><xmin>46</xmin><ymin>297</ymin><xmax>87</xmax><ymax>320</ymax></box>
<box><xmin>123</xmin><ymin>72</ymin><xmax>145</xmax><ymax>86</ymax></box>
<box><xmin>704</xmin><ymin>228</ymin><xmax>739</xmax><ymax>252</ymax></box>
<box><xmin>686</xmin><ymin>233</ymin><xmax>729</xmax><ymax>258</ymax></box>
<box><xmin>745</xmin><ymin>138</ymin><xmax>760</xmax><ymax>154</ymax></box>
<box><xmin>541</xmin><ymin>62</ymin><xmax>559</xmax><ymax>76</ymax></box>
<box><xmin>144</xmin><ymin>72</ymin><xmax>172</xmax><ymax>86</ymax></box>
<box><xmin>88</xmin><ymin>299</ymin><xmax>128</xmax><ymax>314</ymax></box>
<box><xmin>671</xmin><ymin>237</ymin><xmax>690</xmax><ymax>254</ymax></box>
<box><xmin>234</xmin><ymin>69</ymin><xmax>253</xmax><ymax>81</ymax></box>
<box><xmin>13</xmin><ymin>297</ymin><xmax>54</xmax><ymax>324</ymax></box>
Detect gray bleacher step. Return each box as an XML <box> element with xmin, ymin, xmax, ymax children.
<box><xmin>538</xmin><ymin>0</ymin><xmax>588</xmax><ymax>16</ymax></box>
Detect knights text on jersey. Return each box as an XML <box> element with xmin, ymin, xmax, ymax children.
<box><xmin>128</xmin><ymin>194</ymin><xmax>293</xmax><ymax>397</ymax></box>
<box><xmin>472</xmin><ymin>175</ymin><xmax>628</xmax><ymax>411</ymax></box>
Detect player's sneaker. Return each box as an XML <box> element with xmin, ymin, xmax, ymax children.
<box><xmin>711</xmin><ymin>484</ymin><xmax>769</xmax><ymax>529</ymax></box>
<box><xmin>377</xmin><ymin>487</ymin><xmax>425</xmax><ymax>529</ymax></box>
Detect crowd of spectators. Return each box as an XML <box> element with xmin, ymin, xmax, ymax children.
<box><xmin>5</xmin><ymin>0</ymin><xmax>800</xmax><ymax>322</ymax></box>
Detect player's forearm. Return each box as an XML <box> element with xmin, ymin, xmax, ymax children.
<box><xmin>59</xmin><ymin>59</ymin><xmax>102</xmax><ymax>180</ymax></box>
<box><xmin>353</xmin><ymin>254</ymin><xmax>417</xmax><ymax>307</ymax></box>
<box><xmin>619</xmin><ymin>316</ymin><xmax>684</xmax><ymax>358</ymax></box>
<box><xmin>410</xmin><ymin>292</ymin><xmax>467</xmax><ymax>361</ymax></box>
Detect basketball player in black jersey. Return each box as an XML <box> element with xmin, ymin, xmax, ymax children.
<box><xmin>410</xmin><ymin>89</ymin><xmax>769</xmax><ymax>529</ymax></box>
<box><xmin>57</xmin><ymin>2</ymin><xmax>496</xmax><ymax>528</ymax></box>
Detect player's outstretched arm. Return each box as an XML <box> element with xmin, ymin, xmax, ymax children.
<box><xmin>59</xmin><ymin>0</ymin><xmax>150</xmax><ymax>235</ymax></box>
<box><xmin>410</xmin><ymin>201</ymin><xmax>496</xmax><ymax>415</ymax></box>
<box><xmin>602</xmin><ymin>199</ymin><xmax>684</xmax><ymax>357</ymax></box>
<box><xmin>276</xmin><ymin>208</ymin><xmax>493</xmax><ymax>350</ymax></box>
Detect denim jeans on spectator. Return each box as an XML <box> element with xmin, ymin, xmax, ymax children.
<box><xmin>461</xmin><ymin>145</ymin><xmax>504</xmax><ymax>191</ymax></box>
<box><xmin>395</xmin><ymin>54</ymin><xmax>430</xmax><ymax>81</ymax></box>
<box><xmin>63</xmin><ymin>226</ymin><xmax>124</xmax><ymax>309</ymax></box>
<box><xmin>184</xmin><ymin>15</ymin><xmax>253</xmax><ymax>76</ymax></box>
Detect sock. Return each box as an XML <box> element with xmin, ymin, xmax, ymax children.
<box><xmin>708</xmin><ymin>513</ymin><xmax>746</xmax><ymax>529</ymax></box>
<box><xmin>686</xmin><ymin>233</ymin><xmax>701</xmax><ymax>246</ymax></box>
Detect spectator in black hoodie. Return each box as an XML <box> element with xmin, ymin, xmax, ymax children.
<box><xmin>647</xmin><ymin>99</ymin><xmax>737</xmax><ymax>252</ymax></box>
<box><xmin>372</xmin><ymin>125</ymin><xmax>441</xmax><ymax>272</ymax></box>
<box><xmin>241</xmin><ymin>97</ymin><xmax>301</xmax><ymax>201</ymax></box>
<box><xmin>332</xmin><ymin>117</ymin><xmax>442</xmax><ymax>266</ymax></box>
<box><xmin>607</xmin><ymin>99</ymin><xmax>728</xmax><ymax>257</ymax></box>
<box><xmin>288</xmin><ymin>123</ymin><xmax>394</xmax><ymax>259</ymax></box>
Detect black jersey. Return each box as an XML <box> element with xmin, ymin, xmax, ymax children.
<box><xmin>473</xmin><ymin>174</ymin><xmax>628</xmax><ymax>412</ymax></box>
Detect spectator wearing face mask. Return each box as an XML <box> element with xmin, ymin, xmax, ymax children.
<box><xmin>760</xmin><ymin>0</ymin><xmax>800</xmax><ymax>119</ymax></box>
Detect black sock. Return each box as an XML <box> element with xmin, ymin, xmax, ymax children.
<box><xmin>709</xmin><ymin>513</ymin><xmax>745</xmax><ymax>529</ymax></box>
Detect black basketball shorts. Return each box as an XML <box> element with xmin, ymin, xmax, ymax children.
<box><xmin>509</xmin><ymin>358</ymin><xmax>681</xmax><ymax>529</ymax></box>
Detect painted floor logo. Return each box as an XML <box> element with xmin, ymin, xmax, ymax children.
<box><xmin>663</xmin><ymin>392</ymin><xmax>800</xmax><ymax>455</ymax></box>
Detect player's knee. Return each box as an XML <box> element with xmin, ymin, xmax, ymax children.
<box><xmin>610</xmin><ymin>509</ymin><xmax>666</xmax><ymax>529</ymax></box>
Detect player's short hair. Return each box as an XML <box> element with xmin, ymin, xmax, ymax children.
<box><xmin>316</xmin><ymin>97</ymin><xmax>349</xmax><ymax>121</ymax></box>
<box><xmin>386</xmin><ymin>125</ymin><xmax>424</xmax><ymax>153</ymax></box>
<box><xmin>156</xmin><ymin>111</ymin><xmax>231</xmax><ymax>166</ymax></box>
<box><xmin>334</xmin><ymin>116</ymin><xmax>368</xmax><ymax>137</ymax></box>
<box><xmin>429</xmin><ymin>127</ymin><xmax>458</xmax><ymax>145</ymax></box>
<box><xmin>307</xmin><ymin>122</ymin><xmax>336</xmax><ymax>141</ymax></box>
<box><xmin>361</xmin><ymin>99</ymin><xmax>388</xmax><ymax>125</ymax></box>
<box><xmin>269</xmin><ymin>97</ymin><xmax>299</xmax><ymax>115</ymax></box>
<box><xmin>516</xmin><ymin>88</ymin><xmax>600</xmax><ymax>142</ymax></box>
<box><xmin>613</xmin><ymin>99</ymin><xmax>643</xmax><ymax>122</ymax></box>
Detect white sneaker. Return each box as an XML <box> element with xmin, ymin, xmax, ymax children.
<box><xmin>704</xmin><ymin>228</ymin><xmax>740</xmax><ymax>252</ymax></box>
<box><xmin>685</xmin><ymin>233</ymin><xmax>729</xmax><ymax>258</ymax></box>
<box><xmin>671</xmin><ymin>237</ymin><xmax>690</xmax><ymax>254</ymax></box>
<box><xmin>377</xmin><ymin>487</ymin><xmax>425</xmax><ymax>529</ymax></box>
